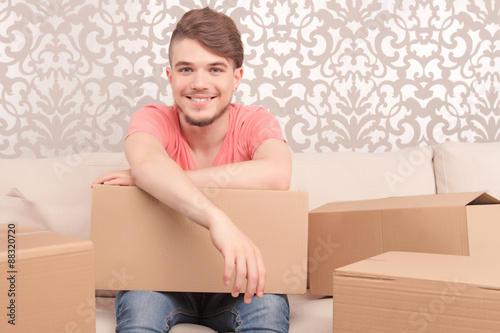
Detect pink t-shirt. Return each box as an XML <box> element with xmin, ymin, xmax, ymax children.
<box><xmin>127</xmin><ymin>104</ymin><xmax>285</xmax><ymax>170</ymax></box>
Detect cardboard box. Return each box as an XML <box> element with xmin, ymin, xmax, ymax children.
<box><xmin>333</xmin><ymin>251</ymin><xmax>500</xmax><ymax>332</ymax></box>
<box><xmin>308</xmin><ymin>192</ymin><xmax>500</xmax><ymax>295</ymax></box>
<box><xmin>90</xmin><ymin>185</ymin><xmax>309</xmax><ymax>294</ymax></box>
<box><xmin>0</xmin><ymin>224</ymin><xmax>95</xmax><ymax>333</ymax></box>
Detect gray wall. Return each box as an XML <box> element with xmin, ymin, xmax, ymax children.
<box><xmin>1</xmin><ymin>0</ymin><xmax>499</xmax><ymax>158</ymax></box>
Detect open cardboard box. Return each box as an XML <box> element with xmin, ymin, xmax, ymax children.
<box><xmin>0</xmin><ymin>224</ymin><xmax>95</xmax><ymax>333</ymax></box>
<box><xmin>308</xmin><ymin>192</ymin><xmax>500</xmax><ymax>295</ymax></box>
<box><xmin>90</xmin><ymin>185</ymin><xmax>309</xmax><ymax>294</ymax></box>
<box><xmin>333</xmin><ymin>251</ymin><xmax>500</xmax><ymax>332</ymax></box>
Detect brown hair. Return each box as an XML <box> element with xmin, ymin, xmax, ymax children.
<box><xmin>168</xmin><ymin>7</ymin><xmax>244</xmax><ymax>68</ymax></box>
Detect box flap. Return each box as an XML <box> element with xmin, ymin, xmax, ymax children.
<box><xmin>468</xmin><ymin>192</ymin><xmax>500</xmax><ymax>205</ymax></box>
<box><xmin>310</xmin><ymin>192</ymin><xmax>499</xmax><ymax>214</ymax></box>
<box><xmin>0</xmin><ymin>225</ymin><xmax>94</xmax><ymax>261</ymax></box>
<box><xmin>335</xmin><ymin>251</ymin><xmax>500</xmax><ymax>290</ymax></box>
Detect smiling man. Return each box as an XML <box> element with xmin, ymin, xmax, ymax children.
<box><xmin>169</xmin><ymin>39</ymin><xmax>237</xmax><ymax>128</ymax></box>
<box><xmin>93</xmin><ymin>6</ymin><xmax>292</xmax><ymax>333</ymax></box>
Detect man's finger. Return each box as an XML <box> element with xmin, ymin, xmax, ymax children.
<box><xmin>223</xmin><ymin>254</ymin><xmax>235</xmax><ymax>287</ymax></box>
<box><xmin>255</xmin><ymin>248</ymin><xmax>266</xmax><ymax>298</ymax></box>
<box><xmin>243</xmin><ymin>252</ymin><xmax>259</xmax><ymax>304</ymax></box>
<box><xmin>232</xmin><ymin>255</ymin><xmax>246</xmax><ymax>298</ymax></box>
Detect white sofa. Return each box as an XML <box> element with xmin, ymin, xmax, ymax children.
<box><xmin>2</xmin><ymin>141</ymin><xmax>500</xmax><ymax>332</ymax></box>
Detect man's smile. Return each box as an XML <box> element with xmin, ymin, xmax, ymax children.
<box><xmin>189</xmin><ymin>96</ymin><xmax>214</xmax><ymax>102</ymax></box>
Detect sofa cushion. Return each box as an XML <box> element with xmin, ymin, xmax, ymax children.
<box><xmin>290</xmin><ymin>146</ymin><xmax>436</xmax><ymax>209</ymax></box>
<box><xmin>433</xmin><ymin>141</ymin><xmax>500</xmax><ymax>199</ymax></box>
<box><xmin>0</xmin><ymin>152</ymin><xmax>129</xmax><ymax>239</ymax></box>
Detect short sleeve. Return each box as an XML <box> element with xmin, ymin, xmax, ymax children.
<box><xmin>238</xmin><ymin>106</ymin><xmax>285</xmax><ymax>158</ymax></box>
<box><xmin>127</xmin><ymin>105</ymin><xmax>177</xmax><ymax>148</ymax></box>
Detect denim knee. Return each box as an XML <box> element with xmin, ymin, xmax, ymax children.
<box><xmin>236</xmin><ymin>294</ymin><xmax>290</xmax><ymax>332</ymax></box>
<box><xmin>201</xmin><ymin>293</ymin><xmax>290</xmax><ymax>333</ymax></box>
<box><xmin>115</xmin><ymin>290</ymin><xmax>200</xmax><ymax>333</ymax></box>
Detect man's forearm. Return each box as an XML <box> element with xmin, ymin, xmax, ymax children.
<box><xmin>185</xmin><ymin>158</ymin><xmax>291</xmax><ymax>190</ymax></box>
<box><xmin>132</xmin><ymin>155</ymin><xmax>221</xmax><ymax>227</ymax></box>
<box><xmin>185</xmin><ymin>138</ymin><xmax>292</xmax><ymax>191</ymax></box>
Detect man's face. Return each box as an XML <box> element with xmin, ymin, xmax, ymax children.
<box><xmin>166</xmin><ymin>38</ymin><xmax>243</xmax><ymax>127</ymax></box>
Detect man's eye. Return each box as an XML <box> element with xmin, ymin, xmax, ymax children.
<box><xmin>179</xmin><ymin>68</ymin><xmax>192</xmax><ymax>72</ymax></box>
<box><xmin>211</xmin><ymin>68</ymin><xmax>223</xmax><ymax>73</ymax></box>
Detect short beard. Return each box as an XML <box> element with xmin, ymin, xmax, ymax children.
<box><xmin>180</xmin><ymin>103</ymin><xmax>230</xmax><ymax>127</ymax></box>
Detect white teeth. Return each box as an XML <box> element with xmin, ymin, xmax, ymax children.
<box><xmin>191</xmin><ymin>97</ymin><xmax>211</xmax><ymax>102</ymax></box>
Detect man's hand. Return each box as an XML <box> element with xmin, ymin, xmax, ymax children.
<box><xmin>92</xmin><ymin>169</ymin><xmax>135</xmax><ymax>187</ymax></box>
<box><xmin>208</xmin><ymin>211</ymin><xmax>266</xmax><ymax>304</ymax></box>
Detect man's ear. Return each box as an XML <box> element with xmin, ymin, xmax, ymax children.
<box><xmin>166</xmin><ymin>67</ymin><xmax>173</xmax><ymax>83</ymax></box>
<box><xmin>233</xmin><ymin>67</ymin><xmax>243</xmax><ymax>92</ymax></box>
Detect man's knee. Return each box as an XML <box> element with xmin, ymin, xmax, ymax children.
<box><xmin>236</xmin><ymin>294</ymin><xmax>290</xmax><ymax>332</ymax></box>
<box><xmin>115</xmin><ymin>291</ymin><xmax>199</xmax><ymax>333</ymax></box>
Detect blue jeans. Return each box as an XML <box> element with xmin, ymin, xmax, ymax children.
<box><xmin>115</xmin><ymin>290</ymin><xmax>290</xmax><ymax>333</ymax></box>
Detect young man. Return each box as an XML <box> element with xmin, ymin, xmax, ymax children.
<box><xmin>94</xmin><ymin>7</ymin><xmax>292</xmax><ymax>333</ymax></box>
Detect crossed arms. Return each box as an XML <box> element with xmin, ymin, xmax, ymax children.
<box><xmin>93</xmin><ymin>132</ymin><xmax>292</xmax><ymax>304</ymax></box>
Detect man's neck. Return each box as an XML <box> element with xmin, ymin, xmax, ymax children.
<box><xmin>180</xmin><ymin>111</ymin><xmax>230</xmax><ymax>168</ymax></box>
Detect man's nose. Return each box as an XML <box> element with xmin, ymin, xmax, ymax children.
<box><xmin>191</xmin><ymin>71</ymin><xmax>209</xmax><ymax>90</ymax></box>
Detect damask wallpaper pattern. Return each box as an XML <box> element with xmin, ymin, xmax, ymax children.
<box><xmin>0</xmin><ymin>0</ymin><xmax>499</xmax><ymax>158</ymax></box>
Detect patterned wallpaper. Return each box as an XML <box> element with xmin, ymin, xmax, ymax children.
<box><xmin>1</xmin><ymin>0</ymin><xmax>499</xmax><ymax>158</ymax></box>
